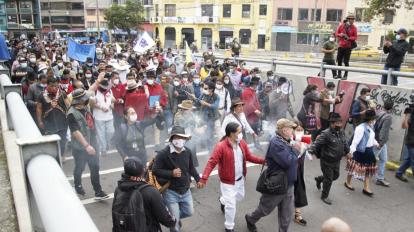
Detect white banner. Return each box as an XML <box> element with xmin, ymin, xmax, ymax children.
<box><xmin>133</xmin><ymin>32</ymin><xmax>155</xmax><ymax>53</ymax></box>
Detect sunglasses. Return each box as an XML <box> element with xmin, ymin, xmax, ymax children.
<box><xmin>203</xmin><ymin>88</ymin><xmax>209</xmax><ymax>90</ymax></box>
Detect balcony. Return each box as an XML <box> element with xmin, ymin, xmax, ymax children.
<box><xmin>6</xmin><ymin>8</ymin><xmax>18</xmax><ymax>14</ymax></box>
<box><xmin>151</xmin><ymin>16</ymin><xmax>218</xmax><ymax>24</ymax></box>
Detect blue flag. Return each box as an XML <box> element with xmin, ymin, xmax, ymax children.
<box><xmin>0</xmin><ymin>34</ymin><xmax>11</xmax><ymax>61</ymax></box>
<box><xmin>67</xmin><ymin>38</ymin><xmax>96</xmax><ymax>62</ymax></box>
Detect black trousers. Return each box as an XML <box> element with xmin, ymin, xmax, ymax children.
<box><xmin>336</xmin><ymin>47</ymin><xmax>352</xmax><ymax>77</ymax></box>
<box><xmin>318</xmin><ymin>60</ymin><xmax>337</xmax><ymax>77</ymax></box>
<box><xmin>73</xmin><ymin>148</ymin><xmax>102</xmax><ymax>193</ymax></box>
<box><xmin>316</xmin><ymin>159</ymin><xmax>340</xmax><ymax>199</ymax></box>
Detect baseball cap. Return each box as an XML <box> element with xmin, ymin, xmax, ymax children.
<box><xmin>395</xmin><ymin>28</ymin><xmax>408</xmax><ymax>35</ymax></box>
<box><xmin>124</xmin><ymin>157</ymin><xmax>145</xmax><ymax>177</ymax></box>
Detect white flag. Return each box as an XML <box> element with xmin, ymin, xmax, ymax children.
<box><xmin>133</xmin><ymin>32</ymin><xmax>155</xmax><ymax>53</ymax></box>
<box><xmin>116</xmin><ymin>43</ymin><xmax>122</xmax><ymax>54</ymax></box>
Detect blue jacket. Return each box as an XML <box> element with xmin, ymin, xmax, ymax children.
<box><xmin>266</xmin><ymin>135</ymin><xmax>298</xmax><ymax>186</ymax></box>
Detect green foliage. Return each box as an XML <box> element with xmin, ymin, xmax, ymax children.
<box><xmin>364</xmin><ymin>0</ymin><xmax>414</xmax><ymax>20</ymax></box>
<box><xmin>104</xmin><ymin>0</ymin><xmax>145</xmax><ymax>34</ymax></box>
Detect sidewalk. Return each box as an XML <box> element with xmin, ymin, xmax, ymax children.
<box><xmin>0</xmin><ymin>124</ymin><xmax>18</xmax><ymax>231</ymax></box>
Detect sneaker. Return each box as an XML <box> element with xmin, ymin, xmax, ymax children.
<box><xmin>225</xmin><ymin>229</ymin><xmax>234</xmax><ymax>232</ymax></box>
<box><xmin>395</xmin><ymin>174</ymin><xmax>408</xmax><ymax>182</ymax></box>
<box><xmin>75</xmin><ymin>185</ymin><xmax>85</xmax><ymax>196</ymax></box>
<box><xmin>321</xmin><ymin>197</ymin><xmax>332</xmax><ymax>205</ymax></box>
<box><xmin>94</xmin><ymin>191</ymin><xmax>110</xmax><ymax>200</ymax></box>
<box><xmin>376</xmin><ymin>179</ymin><xmax>390</xmax><ymax>187</ymax></box>
<box><xmin>245</xmin><ymin>214</ymin><xmax>257</xmax><ymax>232</ymax></box>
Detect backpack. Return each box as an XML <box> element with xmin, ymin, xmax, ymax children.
<box><xmin>145</xmin><ymin>158</ymin><xmax>170</xmax><ymax>193</ymax></box>
<box><xmin>112</xmin><ymin>184</ymin><xmax>150</xmax><ymax>232</ymax></box>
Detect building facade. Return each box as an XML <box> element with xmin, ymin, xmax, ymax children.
<box><xmin>151</xmin><ymin>0</ymin><xmax>273</xmax><ymax>51</ymax></box>
<box><xmin>3</xmin><ymin>0</ymin><xmax>41</xmax><ymax>38</ymax></box>
<box><xmin>271</xmin><ymin>0</ymin><xmax>347</xmax><ymax>52</ymax></box>
<box><xmin>346</xmin><ymin>0</ymin><xmax>414</xmax><ymax>53</ymax></box>
<box><xmin>39</xmin><ymin>0</ymin><xmax>85</xmax><ymax>34</ymax></box>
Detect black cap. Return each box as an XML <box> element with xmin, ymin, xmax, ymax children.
<box><xmin>169</xmin><ymin>125</ymin><xmax>191</xmax><ymax>141</ymax></box>
<box><xmin>328</xmin><ymin>112</ymin><xmax>342</xmax><ymax>122</ymax></box>
<box><xmin>124</xmin><ymin>157</ymin><xmax>144</xmax><ymax>177</ymax></box>
<box><xmin>250</xmin><ymin>76</ymin><xmax>260</xmax><ymax>86</ymax></box>
<box><xmin>395</xmin><ymin>28</ymin><xmax>408</xmax><ymax>35</ymax></box>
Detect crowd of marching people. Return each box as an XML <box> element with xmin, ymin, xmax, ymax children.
<box><xmin>4</xmin><ymin>33</ymin><xmax>414</xmax><ymax>232</ymax></box>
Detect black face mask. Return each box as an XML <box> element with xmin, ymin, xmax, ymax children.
<box><xmin>334</xmin><ymin>126</ymin><xmax>342</xmax><ymax>131</ymax></box>
<box><xmin>205</xmin><ymin>64</ymin><xmax>212</xmax><ymax>69</ymax></box>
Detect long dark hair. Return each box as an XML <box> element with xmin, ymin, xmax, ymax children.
<box><xmin>220</xmin><ymin>122</ymin><xmax>240</xmax><ymax>141</ymax></box>
<box><xmin>303</xmin><ymin>84</ymin><xmax>317</xmax><ymax>95</ymax></box>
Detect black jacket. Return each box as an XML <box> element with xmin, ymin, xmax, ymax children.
<box><xmin>384</xmin><ymin>40</ymin><xmax>410</xmax><ymax>68</ymax></box>
<box><xmin>114</xmin><ymin>176</ymin><xmax>175</xmax><ymax>232</ymax></box>
<box><xmin>309</xmin><ymin>128</ymin><xmax>350</xmax><ymax>162</ymax></box>
<box><xmin>153</xmin><ymin>146</ymin><xmax>200</xmax><ymax>194</ymax></box>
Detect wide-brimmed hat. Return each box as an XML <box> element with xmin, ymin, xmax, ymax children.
<box><xmin>71</xmin><ymin>88</ymin><xmax>90</xmax><ymax>105</ymax></box>
<box><xmin>169</xmin><ymin>125</ymin><xmax>191</xmax><ymax>141</ymax></box>
<box><xmin>126</xmin><ymin>80</ymin><xmax>138</xmax><ymax>90</ymax></box>
<box><xmin>346</xmin><ymin>13</ymin><xmax>355</xmax><ymax>19</ymax></box>
<box><xmin>328</xmin><ymin>112</ymin><xmax>342</xmax><ymax>122</ymax></box>
<box><xmin>365</xmin><ymin>109</ymin><xmax>376</xmax><ymax>121</ymax></box>
<box><xmin>276</xmin><ymin>118</ymin><xmax>297</xmax><ymax>130</ymax></box>
<box><xmin>178</xmin><ymin>100</ymin><xmax>195</xmax><ymax>110</ymax></box>
<box><xmin>230</xmin><ymin>98</ymin><xmax>245</xmax><ymax>110</ymax></box>
<box><xmin>99</xmin><ymin>79</ymin><xmax>110</xmax><ymax>90</ymax></box>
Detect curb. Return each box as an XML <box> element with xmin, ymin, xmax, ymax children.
<box><xmin>386</xmin><ymin>161</ymin><xmax>413</xmax><ymax>177</ymax></box>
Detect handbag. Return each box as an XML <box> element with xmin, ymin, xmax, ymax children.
<box><xmin>303</xmin><ymin>105</ymin><xmax>317</xmax><ymax>131</ymax></box>
<box><xmin>256</xmin><ymin>163</ymin><xmax>288</xmax><ymax>195</ymax></box>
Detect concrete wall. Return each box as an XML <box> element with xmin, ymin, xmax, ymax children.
<box><xmin>278</xmin><ymin>74</ymin><xmax>413</xmax><ymax>161</ymax></box>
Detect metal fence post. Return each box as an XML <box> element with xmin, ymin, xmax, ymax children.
<box><xmin>387</xmin><ymin>68</ymin><xmax>394</xmax><ymax>85</ymax></box>
<box><xmin>272</xmin><ymin>58</ymin><xmax>277</xmax><ymax>73</ymax></box>
<box><xmin>320</xmin><ymin>62</ymin><xmax>326</xmax><ymax>77</ymax></box>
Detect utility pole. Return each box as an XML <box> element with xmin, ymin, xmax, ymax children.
<box><xmin>310</xmin><ymin>0</ymin><xmax>318</xmax><ymax>54</ymax></box>
<box><xmin>96</xmin><ymin>0</ymin><xmax>100</xmax><ymax>39</ymax></box>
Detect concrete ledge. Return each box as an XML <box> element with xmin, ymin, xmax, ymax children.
<box><xmin>387</xmin><ymin>161</ymin><xmax>413</xmax><ymax>177</ymax></box>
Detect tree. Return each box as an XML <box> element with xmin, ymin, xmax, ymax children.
<box><xmin>104</xmin><ymin>0</ymin><xmax>145</xmax><ymax>38</ymax></box>
<box><xmin>364</xmin><ymin>0</ymin><xmax>414</xmax><ymax>20</ymax></box>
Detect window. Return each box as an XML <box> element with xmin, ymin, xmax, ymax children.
<box><xmin>143</xmin><ymin>0</ymin><xmax>153</xmax><ymax>5</ymax></box>
<box><xmin>242</xmin><ymin>4</ymin><xmax>250</xmax><ymax>18</ymax></box>
<box><xmin>165</xmin><ymin>4</ymin><xmax>176</xmax><ymax>17</ymax></box>
<box><xmin>40</xmin><ymin>3</ymin><xmax>49</xmax><ymax>10</ymax></box>
<box><xmin>71</xmin><ymin>3</ymin><xmax>83</xmax><ymax>10</ymax></box>
<box><xmin>355</xmin><ymin>8</ymin><xmax>366</xmax><ymax>22</ymax></box>
<box><xmin>311</xmin><ymin>9</ymin><xmax>321</xmax><ymax>21</ymax></box>
<box><xmin>201</xmin><ymin>4</ymin><xmax>213</xmax><ymax>17</ymax></box>
<box><xmin>239</xmin><ymin>29</ymin><xmax>251</xmax><ymax>44</ymax></box>
<box><xmin>223</xmin><ymin>4</ymin><xmax>231</xmax><ymax>18</ymax></box>
<box><xmin>7</xmin><ymin>14</ymin><xmax>18</xmax><ymax>23</ymax></box>
<box><xmin>87</xmin><ymin>9</ymin><xmax>95</xmax><ymax>15</ymax></box>
<box><xmin>259</xmin><ymin>5</ymin><xmax>267</xmax><ymax>16</ymax></box>
<box><xmin>20</xmin><ymin>14</ymin><xmax>32</xmax><ymax>24</ymax></box>
<box><xmin>100</xmin><ymin>21</ymin><xmax>108</xmax><ymax>28</ymax></box>
<box><xmin>0</xmin><ymin>18</ymin><xmax>5</xmax><ymax>26</ymax></box>
<box><xmin>51</xmin><ymin>2</ymin><xmax>68</xmax><ymax>10</ymax></box>
<box><xmin>326</xmin><ymin>9</ymin><xmax>342</xmax><ymax>22</ymax></box>
<box><xmin>87</xmin><ymin>21</ymin><xmax>96</xmax><ymax>28</ymax></box>
<box><xmin>297</xmin><ymin>33</ymin><xmax>319</xmax><ymax>45</ymax></box>
<box><xmin>6</xmin><ymin>1</ymin><xmax>17</xmax><ymax>8</ymax></box>
<box><xmin>71</xmin><ymin>16</ymin><xmax>84</xmax><ymax>24</ymax></box>
<box><xmin>20</xmin><ymin>1</ymin><xmax>31</xmax><ymax>9</ymax></box>
<box><xmin>298</xmin><ymin>8</ymin><xmax>308</xmax><ymax>21</ymax></box>
<box><xmin>41</xmin><ymin>16</ymin><xmax>50</xmax><ymax>24</ymax></box>
<box><xmin>277</xmin><ymin>8</ymin><xmax>293</xmax><ymax>20</ymax></box>
<box><xmin>383</xmin><ymin>10</ymin><xmax>394</xmax><ymax>24</ymax></box>
<box><xmin>51</xmin><ymin>16</ymin><xmax>69</xmax><ymax>24</ymax></box>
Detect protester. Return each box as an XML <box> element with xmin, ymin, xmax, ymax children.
<box><xmin>221</xmin><ymin>98</ymin><xmax>256</xmax><ymax>139</ymax></box>
<box><xmin>268</xmin><ymin>76</ymin><xmax>295</xmax><ymax>122</ymax></box>
<box><xmin>112</xmin><ymin>157</ymin><xmax>176</xmax><ymax>232</ymax></box>
<box><xmin>319</xmin><ymin>82</ymin><xmax>342</xmax><ymax>131</ymax></box>
<box><xmin>374</xmin><ymin>100</ymin><xmax>393</xmax><ymax>187</ymax></box>
<box><xmin>335</xmin><ymin>13</ymin><xmax>358</xmax><ymax>80</ymax></box>
<box><xmin>309</xmin><ymin>113</ymin><xmax>350</xmax><ymax>205</ymax></box>
<box><xmin>200</xmin><ymin>122</ymin><xmax>265</xmax><ymax>232</ymax></box>
<box><xmin>146</xmin><ymin>71</ymin><xmax>167</xmax><ymax>146</ymax></box>
<box><xmin>152</xmin><ymin>126</ymin><xmax>202</xmax><ymax>232</ymax></box>
<box><xmin>124</xmin><ymin>75</ymin><xmax>148</xmax><ymax>121</ymax></box>
<box><xmin>67</xmin><ymin>88</ymin><xmax>108</xmax><ymax>199</ymax></box>
<box><xmin>215</xmin><ymin>78</ymin><xmax>232</xmax><ymax>121</ymax></box>
<box><xmin>395</xmin><ymin>104</ymin><xmax>414</xmax><ymax>182</ymax></box>
<box><xmin>110</xmin><ymin>72</ymin><xmax>126</xmax><ymax>134</ymax></box>
<box><xmin>228</xmin><ymin>63</ymin><xmax>242</xmax><ymax>97</ymax></box>
<box><xmin>381</xmin><ymin>28</ymin><xmax>410</xmax><ymax>86</ymax></box>
<box><xmin>223</xmin><ymin>74</ymin><xmax>237</xmax><ymax>99</ymax></box>
<box><xmin>245</xmin><ymin>119</ymin><xmax>299</xmax><ymax>232</ymax></box>
<box><xmin>320</xmin><ymin>33</ymin><xmax>338</xmax><ymax>78</ymax></box>
<box><xmin>241</xmin><ymin>76</ymin><xmax>262</xmax><ymax>136</ymax></box>
<box><xmin>26</xmin><ymin>73</ymin><xmax>47</xmax><ymax>121</ymax></box>
<box><xmin>345</xmin><ymin>109</ymin><xmax>378</xmax><ymax>197</ymax></box>
<box><xmin>350</xmin><ymin>88</ymin><xmax>374</xmax><ymax>127</ymax></box>
<box><xmin>297</xmin><ymin>84</ymin><xmax>322</xmax><ymax>139</ymax></box>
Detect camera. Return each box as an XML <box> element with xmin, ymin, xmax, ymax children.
<box><xmin>339</xmin><ymin>90</ymin><xmax>345</xmax><ymax>98</ymax></box>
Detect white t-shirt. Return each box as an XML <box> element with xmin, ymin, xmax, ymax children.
<box><xmin>93</xmin><ymin>90</ymin><xmax>113</xmax><ymax>121</ymax></box>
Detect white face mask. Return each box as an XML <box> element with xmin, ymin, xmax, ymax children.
<box><xmin>20</xmin><ymin>63</ymin><xmax>28</xmax><ymax>68</ymax></box>
<box><xmin>216</xmin><ymin>84</ymin><xmax>223</xmax><ymax>90</ymax></box>
<box><xmin>173</xmin><ymin>81</ymin><xmax>180</xmax><ymax>87</ymax></box>
<box><xmin>268</xmin><ymin>76</ymin><xmax>274</xmax><ymax>80</ymax></box>
<box><xmin>295</xmin><ymin>131</ymin><xmax>304</xmax><ymax>142</ymax></box>
<box><xmin>58</xmin><ymin>63</ymin><xmax>63</xmax><ymax>68</ymax></box>
<box><xmin>236</xmin><ymin>133</ymin><xmax>243</xmax><ymax>143</ymax></box>
<box><xmin>224</xmin><ymin>79</ymin><xmax>230</xmax><ymax>84</ymax></box>
<box><xmin>329</xmin><ymin>37</ymin><xmax>335</xmax><ymax>42</ymax></box>
<box><xmin>113</xmin><ymin>79</ymin><xmax>120</xmax><ymax>85</ymax></box>
<box><xmin>396</xmin><ymin>35</ymin><xmax>401</xmax><ymax>40</ymax></box>
<box><xmin>203</xmin><ymin>89</ymin><xmax>210</xmax><ymax>95</ymax></box>
<box><xmin>172</xmin><ymin>139</ymin><xmax>186</xmax><ymax>149</ymax></box>
<box><xmin>147</xmin><ymin>79</ymin><xmax>154</xmax><ymax>85</ymax></box>
<box><xmin>129</xmin><ymin>114</ymin><xmax>137</xmax><ymax>122</ymax></box>
<box><xmin>85</xmin><ymin>74</ymin><xmax>92</xmax><ymax>79</ymax></box>
<box><xmin>137</xmin><ymin>80</ymin><xmax>143</xmax><ymax>86</ymax></box>
<box><xmin>193</xmin><ymin>78</ymin><xmax>201</xmax><ymax>84</ymax></box>
<box><xmin>29</xmin><ymin>58</ymin><xmax>36</xmax><ymax>63</ymax></box>
<box><xmin>365</xmin><ymin>96</ymin><xmax>371</xmax><ymax>101</ymax></box>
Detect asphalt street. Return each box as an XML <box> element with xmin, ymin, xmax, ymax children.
<box><xmin>62</xmin><ymin>127</ymin><xmax>414</xmax><ymax>232</ymax></box>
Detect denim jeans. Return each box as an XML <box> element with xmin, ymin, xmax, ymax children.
<box><xmin>396</xmin><ymin>145</ymin><xmax>414</xmax><ymax>176</ymax></box>
<box><xmin>162</xmin><ymin>189</ymin><xmax>194</xmax><ymax>232</ymax></box>
<box><xmin>95</xmin><ymin>119</ymin><xmax>114</xmax><ymax>154</ymax></box>
<box><xmin>374</xmin><ymin>144</ymin><xmax>388</xmax><ymax>180</ymax></box>
<box><xmin>73</xmin><ymin>148</ymin><xmax>102</xmax><ymax>193</ymax></box>
<box><xmin>381</xmin><ymin>65</ymin><xmax>400</xmax><ymax>86</ymax></box>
